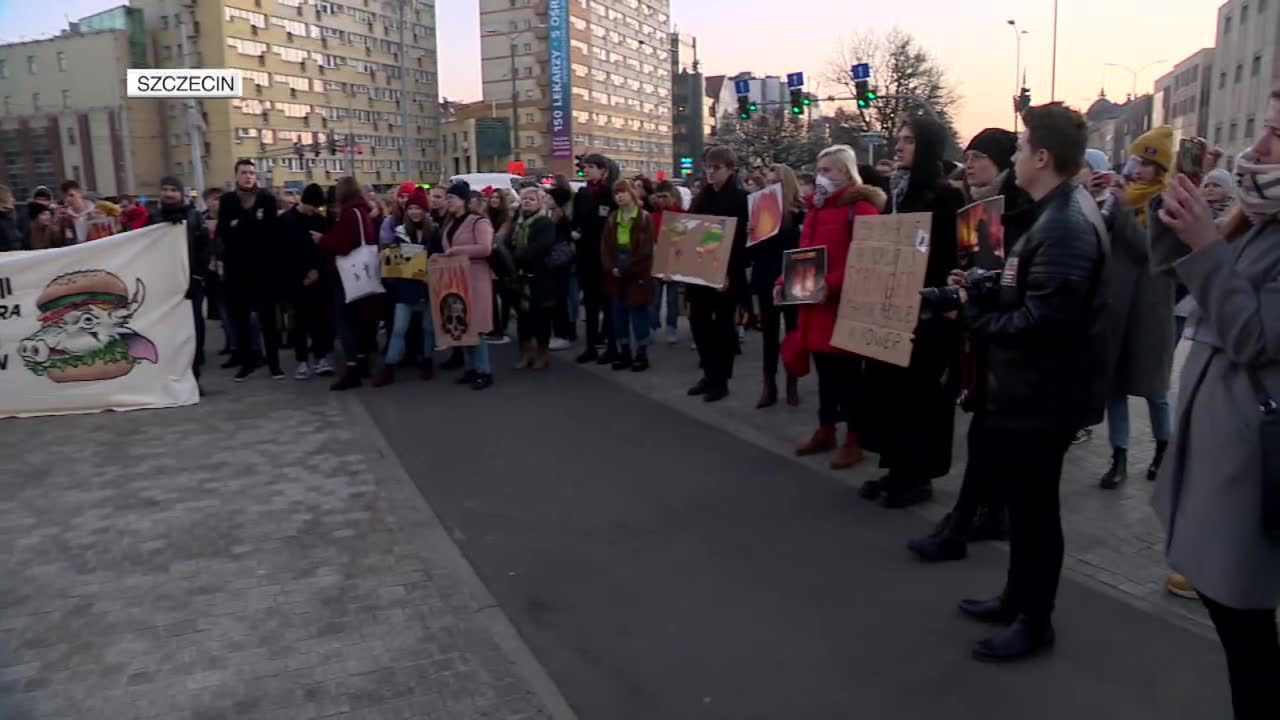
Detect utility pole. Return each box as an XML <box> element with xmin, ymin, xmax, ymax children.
<box><xmin>1050</xmin><ymin>0</ymin><xmax>1059</xmax><ymax>101</ymax></box>
<box><xmin>510</xmin><ymin>40</ymin><xmax>520</xmax><ymax>163</ymax></box>
<box><xmin>176</xmin><ymin>0</ymin><xmax>205</xmax><ymax>195</ymax></box>
<box><xmin>396</xmin><ymin>0</ymin><xmax>413</xmax><ymax>179</ymax></box>
<box><xmin>345</xmin><ymin>92</ymin><xmax>356</xmax><ymax>178</ymax></box>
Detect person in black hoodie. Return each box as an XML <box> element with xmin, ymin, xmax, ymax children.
<box><xmin>281</xmin><ymin>183</ymin><xmax>334</xmax><ymax>380</ymax></box>
<box><xmin>687</xmin><ymin>146</ymin><xmax>750</xmax><ymax>403</ymax></box>
<box><xmin>571</xmin><ymin>154</ymin><xmax>619</xmax><ymax>364</ymax></box>
<box><xmin>859</xmin><ymin>115</ymin><xmax>966</xmax><ymax>508</ymax></box>
<box><xmin>147</xmin><ymin>175</ymin><xmax>211</xmax><ymax>380</ymax></box>
<box><xmin>217</xmin><ymin>159</ymin><xmax>284</xmax><ymax>382</ymax></box>
<box><xmin>908</xmin><ymin>128</ymin><xmax>1037</xmax><ymax>562</ymax></box>
<box><xmin>751</xmin><ymin>164</ymin><xmax>804</xmax><ymax>408</ymax></box>
<box><xmin>0</xmin><ymin>187</ymin><xmax>20</xmax><ymax>252</ymax></box>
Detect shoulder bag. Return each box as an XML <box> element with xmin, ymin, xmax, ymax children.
<box><xmin>335</xmin><ymin>208</ymin><xmax>385</xmax><ymax>303</ymax></box>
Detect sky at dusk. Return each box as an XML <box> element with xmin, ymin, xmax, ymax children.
<box><xmin>4</xmin><ymin>0</ymin><xmax>1220</xmax><ymax>140</ymax></box>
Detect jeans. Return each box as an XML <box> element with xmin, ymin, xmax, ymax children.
<box><xmin>189</xmin><ymin>283</ymin><xmax>206</xmax><ymax>379</ymax></box>
<box><xmin>649</xmin><ymin>280</ymin><xmax>679</xmax><ymax>331</ymax></box>
<box><xmin>1201</xmin><ymin>593</ymin><xmax>1280</xmax><ymax>720</ymax></box>
<box><xmin>812</xmin><ymin>352</ymin><xmax>862</xmax><ymax>429</ymax></box>
<box><xmin>386</xmin><ymin>302</ymin><xmax>435</xmax><ymax>366</ymax></box>
<box><xmin>997</xmin><ymin>425</ymin><xmax>1073</xmax><ymax>623</ymax></box>
<box><xmin>611</xmin><ymin>297</ymin><xmax>651</xmax><ymax>350</ymax></box>
<box><xmin>465</xmin><ymin>342</ymin><xmax>491</xmax><ymax>375</ymax></box>
<box><xmin>567</xmin><ymin>273</ymin><xmax>580</xmax><ymax>325</ymax></box>
<box><xmin>1106</xmin><ymin>393</ymin><xmax>1172</xmax><ymax>449</ymax></box>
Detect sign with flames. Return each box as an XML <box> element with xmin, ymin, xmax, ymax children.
<box><xmin>427</xmin><ymin>255</ymin><xmax>479</xmax><ymax>348</ymax></box>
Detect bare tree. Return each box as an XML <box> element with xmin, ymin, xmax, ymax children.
<box><xmin>710</xmin><ymin>114</ymin><xmax>825</xmax><ymax>171</ymax></box>
<box><xmin>824</xmin><ymin>28</ymin><xmax>963</xmax><ymax>153</ymax></box>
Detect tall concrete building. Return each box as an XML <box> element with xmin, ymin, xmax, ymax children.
<box><xmin>479</xmin><ymin>0</ymin><xmax>673</xmax><ymax>176</ymax></box>
<box><xmin>1207</xmin><ymin>0</ymin><xmax>1279</xmax><ymax>168</ymax></box>
<box><xmin>131</xmin><ymin>0</ymin><xmax>442</xmax><ymax>191</ymax></box>
<box><xmin>1152</xmin><ymin>49</ymin><xmax>1214</xmax><ymax>148</ymax></box>
<box><xmin>0</xmin><ymin>6</ymin><xmax>166</xmax><ymax>197</ymax></box>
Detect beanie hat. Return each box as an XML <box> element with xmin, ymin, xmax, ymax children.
<box><xmin>28</xmin><ymin>201</ymin><xmax>50</xmax><ymax>221</ymax></box>
<box><xmin>32</xmin><ymin>186</ymin><xmax>52</xmax><ymax>201</ymax></box>
<box><xmin>446</xmin><ymin>180</ymin><xmax>471</xmax><ymax>202</ymax></box>
<box><xmin>397</xmin><ymin>181</ymin><xmax>418</xmax><ymax>198</ymax></box>
<box><xmin>1083</xmin><ymin>149</ymin><xmax>1111</xmax><ymax>173</ymax></box>
<box><xmin>965</xmin><ymin>129</ymin><xmax>1018</xmax><ymax>172</ymax></box>
<box><xmin>405</xmin><ymin>188</ymin><xmax>429</xmax><ymax>210</ymax></box>
<box><xmin>1129</xmin><ymin>126</ymin><xmax>1174</xmax><ymax>172</ymax></box>
<box><xmin>301</xmin><ymin>183</ymin><xmax>326</xmax><ymax>207</ymax></box>
<box><xmin>1203</xmin><ymin>168</ymin><xmax>1234</xmax><ymax>190</ymax></box>
<box><xmin>159</xmin><ymin>175</ymin><xmax>182</xmax><ymax>190</ymax></box>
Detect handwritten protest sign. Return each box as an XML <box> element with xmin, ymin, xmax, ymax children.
<box><xmin>653</xmin><ymin>212</ymin><xmax>737</xmax><ymax>289</ymax></box>
<box><xmin>380</xmin><ymin>243</ymin><xmax>428</xmax><ymax>281</ymax></box>
<box><xmin>831</xmin><ymin>212</ymin><xmax>933</xmax><ymax>367</ymax></box>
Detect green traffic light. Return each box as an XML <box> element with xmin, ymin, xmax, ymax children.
<box><xmin>802</xmin><ymin>97</ymin><xmax>812</xmax><ymax>106</ymax></box>
<box><xmin>748</xmin><ymin>103</ymin><xmax>758</xmax><ymax>111</ymax></box>
<box><xmin>791</xmin><ymin>106</ymin><xmax>802</xmax><ymax>114</ymax></box>
<box><xmin>857</xmin><ymin>99</ymin><xmax>868</xmax><ymax>108</ymax></box>
<box><xmin>867</xmin><ymin>91</ymin><xmax>878</xmax><ymax>100</ymax></box>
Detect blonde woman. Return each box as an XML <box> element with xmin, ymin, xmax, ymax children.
<box><xmin>750</xmin><ymin>164</ymin><xmax>805</xmax><ymax>408</ymax></box>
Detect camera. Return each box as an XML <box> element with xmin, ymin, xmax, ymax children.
<box><xmin>919</xmin><ymin>268</ymin><xmax>1001</xmax><ymax>312</ymax></box>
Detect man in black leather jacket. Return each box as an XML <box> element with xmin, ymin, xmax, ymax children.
<box><xmin>952</xmin><ymin>103</ymin><xmax>1110</xmax><ymax>662</ymax></box>
<box><xmin>148</xmin><ymin>175</ymin><xmax>211</xmax><ymax>380</ymax></box>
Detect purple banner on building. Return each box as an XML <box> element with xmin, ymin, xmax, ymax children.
<box><xmin>547</xmin><ymin>0</ymin><xmax>572</xmax><ymax>158</ymax></box>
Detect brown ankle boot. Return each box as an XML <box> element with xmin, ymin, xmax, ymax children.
<box><xmin>830</xmin><ymin>432</ymin><xmax>866</xmax><ymax>470</ymax></box>
<box><xmin>515</xmin><ymin>342</ymin><xmax>534</xmax><ymax>370</ymax></box>
<box><xmin>786</xmin><ymin>375</ymin><xmax>800</xmax><ymax>406</ymax></box>
<box><xmin>796</xmin><ymin>426</ymin><xmax>837</xmax><ymax>456</ymax></box>
<box><xmin>371</xmin><ymin>366</ymin><xmax>395</xmax><ymax>388</ymax></box>
<box><xmin>533</xmin><ymin>343</ymin><xmax>551</xmax><ymax>370</ymax></box>
<box><xmin>756</xmin><ymin>379</ymin><xmax>778</xmax><ymax>409</ymax></box>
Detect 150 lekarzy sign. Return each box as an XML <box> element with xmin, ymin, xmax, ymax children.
<box><xmin>547</xmin><ymin>0</ymin><xmax>572</xmax><ymax>159</ymax></box>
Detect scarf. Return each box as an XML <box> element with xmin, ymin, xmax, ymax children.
<box><xmin>890</xmin><ymin>169</ymin><xmax>911</xmax><ymax>213</ymax></box>
<box><xmin>1233</xmin><ymin>150</ymin><xmax>1280</xmax><ymax>224</ymax></box>
<box><xmin>1123</xmin><ymin>179</ymin><xmax>1167</xmax><ymax>228</ymax></box>
<box><xmin>513</xmin><ymin>209</ymin><xmax>542</xmax><ymax>255</ymax></box>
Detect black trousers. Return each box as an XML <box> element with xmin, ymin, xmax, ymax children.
<box><xmin>812</xmin><ymin>352</ymin><xmax>862</xmax><ymax>429</ymax></box>
<box><xmin>950</xmin><ymin>412</ymin><xmax>1003</xmax><ymax>531</ymax></box>
<box><xmin>689</xmin><ymin>287</ymin><xmax>738</xmax><ymax>386</ymax></box>
<box><xmin>229</xmin><ymin>290</ymin><xmax>279</xmax><ymax>371</ymax></box>
<box><xmin>290</xmin><ymin>287</ymin><xmax>333</xmax><ymax>364</ymax></box>
<box><xmin>517</xmin><ymin>304</ymin><xmax>552</xmax><ymax>346</ymax></box>
<box><xmin>993</xmin><ymin>423</ymin><xmax>1073</xmax><ymax>623</ymax></box>
<box><xmin>1201</xmin><ymin>594</ymin><xmax>1280</xmax><ymax>720</ymax></box>
<box><xmin>580</xmin><ymin>265</ymin><xmax>614</xmax><ymax>351</ymax></box>
<box><xmin>756</xmin><ymin>289</ymin><xmax>796</xmax><ymax>381</ymax></box>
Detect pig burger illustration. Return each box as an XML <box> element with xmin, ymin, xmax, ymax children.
<box><xmin>18</xmin><ymin>270</ymin><xmax>158</xmax><ymax>382</ymax></box>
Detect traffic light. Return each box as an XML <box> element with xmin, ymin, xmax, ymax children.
<box><xmin>737</xmin><ymin>95</ymin><xmax>752</xmax><ymax>120</ymax></box>
<box><xmin>679</xmin><ymin>155</ymin><xmax>694</xmax><ymax>177</ymax></box>
<box><xmin>855</xmin><ymin>79</ymin><xmax>877</xmax><ymax>109</ymax></box>
<box><xmin>789</xmin><ymin>88</ymin><xmax>804</xmax><ymax>115</ymax></box>
<box><xmin>1014</xmin><ymin>87</ymin><xmax>1032</xmax><ymax>114</ymax></box>
<box><xmin>574</xmin><ymin>154</ymin><xmax>585</xmax><ymax>178</ymax></box>
<box><xmin>327</xmin><ymin>135</ymin><xmax>338</xmax><ymax>155</ymax></box>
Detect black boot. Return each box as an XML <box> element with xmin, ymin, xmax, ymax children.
<box><xmin>858</xmin><ymin>475</ymin><xmax>889</xmax><ymax>501</ymax></box>
<box><xmin>597</xmin><ymin>345</ymin><xmax>619</xmax><ymax>366</ymax></box>
<box><xmin>907</xmin><ymin>513</ymin><xmax>968</xmax><ymax>563</ymax></box>
<box><xmin>329</xmin><ymin>368</ymin><xmax>362</xmax><ymax>391</ymax></box>
<box><xmin>441</xmin><ymin>349</ymin><xmax>465</xmax><ymax>370</ymax></box>
<box><xmin>972</xmin><ymin>616</ymin><xmax>1055</xmax><ymax>663</ymax></box>
<box><xmin>881</xmin><ymin>480</ymin><xmax>933</xmax><ymax>509</ymax></box>
<box><xmin>957</xmin><ymin>595</ymin><xmax>1018</xmax><ymax>625</ymax></box>
<box><xmin>611</xmin><ymin>347</ymin><xmax>633</xmax><ymax>371</ymax></box>
<box><xmin>631</xmin><ymin>348</ymin><xmax>650</xmax><ymax>372</ymax></box>
<box><xmin>1147</xmin><ymin>440</ymin><xmax>1168</xmax><ymax>481</ymax></box>
<box><xmin>1099</xmin><ymin>447</ymin><xmax>1128</xmax><ymax>490</ymax></box>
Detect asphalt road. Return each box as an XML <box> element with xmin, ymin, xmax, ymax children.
<box><xmin>361</xmin><ymin>352</ymin><xmax>1227</xmax><ymax>720</ymax></box>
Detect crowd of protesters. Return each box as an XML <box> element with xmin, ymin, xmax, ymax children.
<box><xmin>3</xmin><ymin>89</ymin><xmax>1278</xmax><ymax>718</ymax></box>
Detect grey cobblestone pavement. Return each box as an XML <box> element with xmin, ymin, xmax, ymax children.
<box><xmin>0</xmin><ymin>363</ymin><xmax>569</xmax><ymax>719</ymax></box>
<box><xmin>578</xmin><ymin>324</ymin><xmax>1212</xmax><ymax>634</ymax></box>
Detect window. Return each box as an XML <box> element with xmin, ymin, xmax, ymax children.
<box><xmin>67</xmin><ymin>127</ymin><xmax>76</xmax><ymax>145</ymax></box>
<box><xmin>56</xmin><ymin>51</ymin><xmax>66</xmax><ymax>71</ymax></box>
<box><xmin>162</xmin><ymin>46</ymin><xmax>173</xmax><ymax>60</ymax></box>
<box><xmin>0</xmin><ymin>59</ymin><xmax>5</xmax><ymax>78</ymax></box>
<box><xmin>161</xmin><ymin>15</ymin><xmax>169</xmax><ymax>29</ymax></box>
<box><xmin>1243</xmin><ymin>2</ymin><xmax>1250</xmax><ymax>24</ymax></box>
<box><xmin>72</xmin><ymin>165</ymin><xmax>81</xmax><ymax>183</ymax></box>
<box><xmin>1220</xmin><ymin>71</ymin><xmax>1227</xmax><ymax>89</ymax></box>
<box><xmin>2</xmin><ymin>97</ymin><xmax>8</xmax><ymax>114</ymax></box>
<box><xmin>27</xmin><ymin>55</ymin><xmax>36</xmax><ymax>74</ymax></box>
<box><xmin>31</xmin><ymin>92</ymin><xmax>38</xmax><ymax>111</ymax></box>
<box><xmin>1254</xmin><ymin>54</ymin><xmax>1263</xmax><ymax>77</ymax></box>
<box><xmin>1247</xmin><ymin>117</ymin><xmax>1257</xmax><ymax>138</ymax></box>
<box><xmin>523</xmin><ymin>42</ymin><xmax>531</xmax><ymax>53</ymax></box>
<box><xmin>1236</xmin><ymin>63</ymin><xmax>1244</xmax><ymax>83</ymax></box>
<box><xmin>1230</xmin><ymin>121</ymin><xmax>1239</xmax><ymax>142</ymax></box>
<box><xmin>1215</xmin><ymin>126</ymin><xmax>1223</xmax><ymax>145</ymax></box>
<box><xmin>61</xmin><ymin>90</ymin><xmax>69</xmax><ymax>109</ymax></box>
<box><xmin>1224</xmin><ymin>14</ymin><xmax>1233</xmax><ymax>37</ymax></box>
<box><xmin>525</xmin><ymin>112</ymin><xmax>535</xmax><ymax>122</ymax></box>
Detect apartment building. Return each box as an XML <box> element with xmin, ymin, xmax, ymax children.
<box><xmin>1206</xmin><ymin>0</ymin><xmax>1279</xmax><ymax>168</ymax></box>
<box><xmin>1152</xmin><ymin>48</ymin><xmax>1214</xmax><ymax>147</ymax></box>
<box><xmin>479</xmin><ymin>0</ymin><xmax>674</xmax><ymax>177</ymax></box>
<box><xmin>132</xmin><ymin>0</ymin><xmax>441</xmax><ymax>191</ymax></box>
<box><xmin>0</xmin><ymin>6</ymin><xmax>166</xmax><ymax>197</ymax></box>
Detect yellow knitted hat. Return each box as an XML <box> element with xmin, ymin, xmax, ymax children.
<box><xmin>1129</xmin><ymin>126</ymin><xmax>1174</xmax><ymax>172</ymax></box>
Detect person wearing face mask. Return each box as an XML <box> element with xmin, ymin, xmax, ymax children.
<box><xmin>508</xmin><ymin>186</ymin><xmax>558</xmax><ymax>370</ymax></box>
<box><xmin>601</xmin><ymin>180</ymin><xmax>656</xmax><ymax>372</ymax></box>
<box><xmin>1095</xmin><ymin>129</ymin><xmax>1178</xmax><ymax>490</ymax></box>
<box><xmin>786</xmin><ymin>145</ymin><xmax>884</xmax><ymax>467</ymax></box>
<box><xmin>860</xmin><ymin>116</ymin><xmax>966</xmax><ymax>509</ymax></box>
<box><xmin>1148</xmin><ymin>88</ymin><xmax>1280</xmax><ymax>720</ymax></box>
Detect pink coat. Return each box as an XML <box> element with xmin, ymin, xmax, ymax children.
<box><xmin>442</xmin><ymin>213</ymin><xmax>495</xmax><ymax>335</ymax></box>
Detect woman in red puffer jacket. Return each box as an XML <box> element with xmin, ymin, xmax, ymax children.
<box><xmin>782</xmin><ymin>145</ymin><xmax>886</xmax><ymax>470</ymax></box>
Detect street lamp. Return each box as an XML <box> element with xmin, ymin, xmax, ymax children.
<box><xmin>1104</xmin><ymin>60</ymin><xmax>1168</xmax><ymax>101</ymax></box>
<box><xmin>1007</xmin><ymin>20</ymin><xmax>1029</xmax><ymax>131</ymax></box>
<box><xmin>483</xmin><ymin>25</ymin><xmax>547</xmax><ymax>163</ymax></box>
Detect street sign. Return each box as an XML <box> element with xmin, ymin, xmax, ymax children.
<box><xmin>786</xmin><ymin>72</ymin><xmax>804</xmax><ymax>88</ymax></box>
<box><xmin>851</xmin><ymin>63</ymin><xmax>871</xmax><ymax>81</ymax></box>
<box><xmin>733</xmin><ymin>78</ymin><xmax>750</xmax><ymax>96</ymax></box>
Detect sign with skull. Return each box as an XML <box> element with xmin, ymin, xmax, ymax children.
<box><xmin>427</xmin><ymin>254</ymin><xmax>479</xmax><ymax>348</ymax></box>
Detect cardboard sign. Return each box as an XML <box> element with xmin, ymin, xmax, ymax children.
<box><xmin>653</xmin><ymin>212</ymin><xmax>737</xmax><ymax>289</ymax></box>
<box><xmin>0</xmin><ymin>224</ymin><xmax>199</xmax><ymax>417</ymax></box>
<box><xmin>831</xmin><ymin>212</ymin><xmax>933</xmax><ymax>367</ymax></box>
<box><xmin>428</xmin><ymin>254</ymin><xmax>479</xmax><ymax>348</ymax></box>
<box><xmin>380</xmin><ymin>243</ymin><xmax>428</xmax><ymax>281</ymax></box>
<box><xmin>956</xmin><ymin>195</ymin><xmax>1006</xmax><ymax>270</ymax></box>
<box><xmin>747</xmin><ymin>183</ymin><xmax>784</xmax><ymax>247</ymax></box>
<box><xmin>779</xmin><ymin>246</ymin><xmax>826</xmax><ymax>305</ymax></box>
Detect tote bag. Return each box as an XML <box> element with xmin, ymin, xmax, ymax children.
<box><xmin>336</xmin><ymin>208</ymin><xmax>385</xmax><ymax>303</ymax></box>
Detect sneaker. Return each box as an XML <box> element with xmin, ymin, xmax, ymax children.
<box><xmin>269</xmin><ymin>365</ymin><xmax>286</xmax><ymax>380</ymax></box>
<box><xmin>666</xmin><ymin>328</ymin><xmax>679</xmax><ymax>345</ymax></box>
<box><xmin>294</xmin><ymin>362</ymin><xmax>312</xmax><ymax>381</ymax></box>
<box><xmin>233</xmin><ymin>365</ymin><xmax>255</xmax><ymax>383</ymax></box>
<box><xmin>471</xmin><ymin>373</ymin><xmax>495</xmax><ymax>390</ymax></box>
<box><xmin>549</xmin><ymin>337</ymin><xmax>572</xmax><ymax>352</ymax></box>
<box><xmin>484</xmin><ymin>333</ymin><xmax>511</xmax><ymax>345</ymax></box>
<box><xmin>1166</xmin><ymin>573</ymin><xmax>1199</xmax><ymax>600</ymax></box>
<box><xmin>1072</xmin><ymin>427</ymin><xmax>1093</xmax><ymax>445</ymax></box>
<box><xmin>314</xmin><ymin>357</ymin><xmax>336</xmax><ymax>376</ymax></box>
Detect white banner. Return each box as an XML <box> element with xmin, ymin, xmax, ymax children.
<box><xmin>0</xmin><ymin>225</ymin><xmax>199</xmax><ymax>418</ymax></box>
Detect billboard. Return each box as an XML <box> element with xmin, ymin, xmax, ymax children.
<box><xmin>547</xmin><ymin>0</ymin><xmax>572</xmax><ymax>158</ymax></box>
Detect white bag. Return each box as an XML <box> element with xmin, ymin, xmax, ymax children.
<box><xmin>335</xmin><ymin>208</ymin><xmax>384</xmax><ymax>303</ymax></box>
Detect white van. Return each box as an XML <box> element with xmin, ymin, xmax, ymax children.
<box><xmin>447</xmin><ymin>173</ymin><xmax>526</xmax><ymax>191</ymax></box>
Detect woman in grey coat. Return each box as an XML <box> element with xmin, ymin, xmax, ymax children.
<box><xmin>1151</xmin><ymin>96</ymin><xmax>1280</xmax><ymax>720</ymax></box>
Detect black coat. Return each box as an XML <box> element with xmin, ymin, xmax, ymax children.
<box><xmin>0</xmin><ymin>209</ymin><xmax>20</xmax><ymax>252</ymax></box>
<box><xmin>216</xmin><ymin>189</ymin><xmax>282</xmax><ymax>296</ymax></box>
<box><xmin>965</xmin><ymin>181</ymin><xmax>1109</xmax><ymax>433</ymax></box>
<box><xmin>748</xmin><ymin>208</ymin><xmax>803</xmax><ymax>295</ymax></box>
<box><xmin>688</xmin><ymin>174</ymin><xmax>751</xmax><ymax>296</ymax></box>
<box><xmin>571</xmin><ymin>181</ymin><xmax>616</xmax><ymax>273</ymax></box>
<box><xmin>279</xmin><ymin>207</ymin><xmax>327</xmax><ymax>288</ymax></box>
<box><xmin>147</xmin><ymin>202</ymin><xmax>211</xmax><ymax>292</ymax></box>
<box><xmin>510</xmin><ymin>213</ymin><xmax>559</xmax><ymax>309</ymax></box>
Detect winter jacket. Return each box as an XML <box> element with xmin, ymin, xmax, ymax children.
<box><xmin>788</xmin><ymin>184</ymin><xmax>885</xmax><ymax>354</ymax></box>
<box><xmin>508</xmin><ymin>211</ymin><xmax>559</xmax><ymax>310</ymax></box>
<box><xmin>965</xmin><ymin>181</ymin><xmax>1110</xmax><ymax>432</ymax></box>
<box><xmin>122</xmin><ymin>204</ymin><xmax>149</xmax><ymax>232</ymax></box>
<box><xmin>216</xmin><ymin>188</ymin><xmax>282</xmax><ymax>295</ymax></box>
<box><xmin>319</xmin><ymin>200</ymin><xmax>378</xmax><ymax>259</ymax></box>
<box><xmin>748</xmin><ymin>208</ymin><xmax>803</xmax><ymax>296</ymax></box>
<box><xmin>56</xmin><ymin>203</ymin><xmax>118</xmax><ymax>246</ymax></box>
<box><xmin>688</xmin><ymin>174</ymin><xmax>751</xmax><ymax>295</ymax></box>
<box><xmin>147</xmin><ymin>202</ymin><xmax>210</xmax><ymax>295</ymax></box>
<box><xmin>601</xmin><ymin>207</ymin><xmax>656</xmax><ymax>308</ymax></box>
<box><xmin>0</xmin><ymin>209</ymin><xmax>20</xmax><ymax>252</ymax></box>
<box><xmin>440</xmin><ymin>212</ymin><xmax>495</xmax><ymax>336</ymax></box>
<box><xmin>280</xmin><ymin>206</ymin><xmax>329</xmax><ymax>297</ymax></box>
<box><xmin>571</xmin><ymin>180</ymin><xmax>616</xmax><ymax>273</ymax></box>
